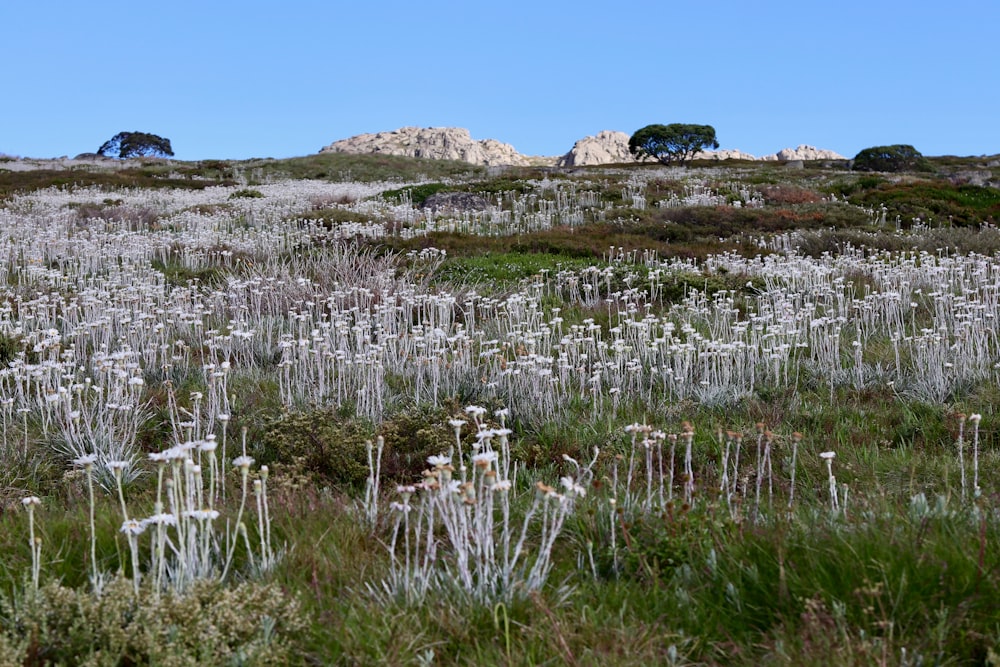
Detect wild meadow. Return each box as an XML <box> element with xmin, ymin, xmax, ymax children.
<box><xmin>0</xmin><ymin>152</ymin><xmax>999</xmax><ymax>664</ymax></box>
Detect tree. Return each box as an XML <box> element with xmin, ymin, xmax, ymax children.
<box><xmin>628</xmin><ymin>123</ymin><xmax>719</xmax><ymax>166</ymax></box>
<box><xmin>852</xmin><ymin>144</ymin><xmax>932</xmax><ymax>173</ymax></box>
<box><xmin>97</xmin><ymin>131</ymin><xmax>174</xmax><ymax>159</ymax></box>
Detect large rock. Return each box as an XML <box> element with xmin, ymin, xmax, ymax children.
<box><xmin>319</xmin><ymin>126</ymin><xmax>846</xmax><ymax>168</ymax></box>
<box><xmin>557</xmin><ymin>130</ymin><xmax>633</xmax><ymax>167</ymax></box>
<box><xmin>693</xmin><ymin>148</ymin><xmax>759</xmax><ymax>161</ymax></box>
<box><xmin>762</xmin><ymin>145</ymin><xmax>847</xmax><ymax>161</ymax></box>
<box><xmin>319</xmin><ymin>127</ymin><xmax>531</xmax><ymax>167</ymax></box>
<box><xmin>556</xmin><ymin>131</ymin><xmax>761</xmax><ymax>166</ymax></box>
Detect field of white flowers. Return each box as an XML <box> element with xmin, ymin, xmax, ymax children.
<box><xmin>1</xmin><ymin>156</ymin><xmax>999</xmax><ymax>664</ymax></box>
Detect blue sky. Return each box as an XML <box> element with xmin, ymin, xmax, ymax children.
<box><xmin>2</xmin><ymin>1</ymin><xmax>997</xmax><ymax>161</ymax></box>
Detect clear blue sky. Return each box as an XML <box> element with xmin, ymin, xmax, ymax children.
<box><xmin>2</xmin><ymin>1</ymin><xmax>997</xmax><ymax>161</ymax></box>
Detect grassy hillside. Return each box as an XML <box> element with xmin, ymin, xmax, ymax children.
<box><xmin>0</xmin><ymin>152</ymin><xmax>999</xmax><ymax>664</ymax></box>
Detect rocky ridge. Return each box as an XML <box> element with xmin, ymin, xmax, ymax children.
<box><xmin>319</xmin><ymin>127</ymin><xmax>533</xmax><ymax>167</ymax></box>
<box><xmin>320</xmin><ymin>126</ymin><xmax>847</xmax><ymax>167</ymax></box>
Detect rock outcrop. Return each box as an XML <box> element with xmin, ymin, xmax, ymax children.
<box><xmin>319</xmin><ymin>126</ymin><xmax>846</xmax><ymax>168</ymax></box>
<box><xmin>693</xmin><ymin>148</ymin><xmax>759</xmax><ymax>161</ymax></box>
<box><xmin>761</xmin><ymin>145</ymin><xmax>846</xmax><ymax>161</ymax></box>
<box><xmin>319</xmin><ymin>127</ymin><xmax>531</xmax><ymax>167</ymax></box>
<box><xmin>557</xmin><ymin>130</ymin><xmax>633</xmax><ymax>167</ymax></box>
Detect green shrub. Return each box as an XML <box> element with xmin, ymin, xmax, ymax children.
<box><xmin>376</xmin><ymin>405</ymin><xmax>458</xmax><ymax>481</ymax></box>
<box><xmin>229</xmin><ymin>188</ymin><xmax>265</xmax><ymax>199</ymax></box>
<box><xmin>380</xmin><ymin>182</ymin><xmax>452</xmax><ymax>206</ymax></box>
<box><xmin>852</xmin><ymin>144</ymin><xmax>933</xmax><ymax>173</ymax></box>
<box><xmin>848</xmin><ymin>181</ymin><xmax>1000</xmax><ymax>225</ymax></box>
<box><xmin>0</xmin><ymin>577</ymin><xmax>305</xmax><ymax>665</ymax></box>
<box><xmin>260</xmin><ymin>409</ymin><xmax>371</xmax><ymax>491</ymax></box>
<box><xmin>0</xmin><ymin>332</ymin><xmax>23</xmax><ymax>366</ymax></box>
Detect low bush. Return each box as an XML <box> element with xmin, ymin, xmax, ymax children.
<box><xmin>229</xmin><ymin>188</ymin><xmax>265</xmax><ymax>199</ymax></box>
<box><xmin>0</xmin><ymin>577</ymin><xmax>304</xmax><ymax>665</ymax></box>
<box><xmin>853</xmin><ymin>144</ymin><xmax>933</xmax><ymax>173</ymax></box>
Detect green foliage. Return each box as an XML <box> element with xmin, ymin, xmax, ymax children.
<box><xmin>97</xmin><ymin>131</ymin><xmax>175</xmax><ymax>159</ymax></box>
<box><xmin>628</xmin><ymin>123</ymin><xmax>720</xmax><ymax>165</ymax></box>
<box><xmin>0</xmin><ymin>169</ymin><xmax>233</xmax><ymax>200</ymax></box>
<box><xmin>375</xmin><ymin>405</ymin><xmax>458</xmax><ymax>480</ymax></box>
<box><xmin>848</xmin><ymin>181</ymin><xmax>1000</xmax><ymax>225</ymax></box>
<box><xmin>150</xmin><ymin>259</ymin><xmax>227</xmax><ymax>288</ymax></box>
<box><xmin>298</xmin><ymin>206</ymin><xmax>379</xmax><ymax>229</ymax></box>
<box><xmin>0</xmin><ymin>577</ymin><xmax>305</xmax><ymax>665</ymax></box>
<box><xmin>380</xmin><ymin>182</ymin><xmax>452</xmax><ymax>206</ymax></box>
<box><xmin>228</xmin><ymin>188</ymin><xmax>265</xmax><ymax>199</ymax></box>
<box><xmin>0</xmin><ymin>331</ymin><xmax>23</xmax><ymax>365</ymax></box>
<box><xmin>852</xmin><ymin>144</ymin><xmax>933</xmax><ymax>173</ymax></box>
<box><xmin>433</xmin><ymin>252</ymin><xmax>609</xmax><ymax>288</ymax></box>
<box><xmin>239</xmin><ymin>152</ymin><xmax>484</xmax><ymax>184</ymax></box>
<box><xmin>259</xmin><ymin>409</ymin><xmax>372</xmax><ymax>491</ymax></box>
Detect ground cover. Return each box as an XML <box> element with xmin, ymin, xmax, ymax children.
<box><xmin>0</xmin><ymin>153</ymin><xmax>998</xmax><ymax>664</ymax></box>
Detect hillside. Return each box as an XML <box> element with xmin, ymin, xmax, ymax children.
<box><xmin>1</xmin><ymin>152</ymin><xmax>1000</xmax><ymax>663</ymax></box>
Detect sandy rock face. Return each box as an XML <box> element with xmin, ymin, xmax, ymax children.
<box><xmin>319</xmin><ymin>127</ymin><xmax>531</xmax><ymax>167</ymax></box>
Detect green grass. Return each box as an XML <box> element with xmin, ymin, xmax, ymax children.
<box><xmin>0</xmin><ymin>167</ymin><xmax>236</xmax><ymax>200</ymax></box>
<box><xmin>849</xmin><ymin>181</ymin><xmax>1000</xmax><ymax>226</ymax></box>
<box><xmin>236</xmin><ymin>152</ymin><xmax>487</xmax><ymax>184</ymax></box>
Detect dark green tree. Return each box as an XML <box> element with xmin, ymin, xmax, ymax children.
<box><xmin>628</xmin><ymin>123</ymin><xmax>719</xmax><ymax>165</ymax></box>
<box><xmin>97</xmin><ymin>131</ymin><xmax>174</xmax><ymax>158</ymax></box>
<box><xmin>852</xmin><ymin>144</ymin><xmax>932</xmax><ymax>173</ymax></box>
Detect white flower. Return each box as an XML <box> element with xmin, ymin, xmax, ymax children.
<box><xmin>106</xmin><ymin>460</ymin><xmax>129</xmax><ymax>475</ymax></box>
<box><xmin>184</xmin><ymin>509</ymin><xmax>220</xmax><ymax>521</ymax></box>
<box><xmin>390</xmin><ymin>501</ymin><xmax>412</xmax><ymax>513</ymax></box>
<box><xmin>21</xmin><ymin>496</ymin><xmax>41</xmax><ymax>507</ymax></box>
<box><xmin>232</xmin><ymin>455</ymin><xmax>254</xmax><ymax>470</ymax></box>
<box><xmin>970</xmin><ymin>413</ymin><xmax>982</xmax><ymax>424</ymax></box>
<box><xmin>472</xmin><ymin>451</ymin><xmax>498</xmax><ymax>467</ymax></box>
<box><xmin>492</xmin><ymin>480</ymin><xmax>512</xmax><ymax>492</ymax></box>
<box><xmin>160</xmin><ymin>446</ymin><xmax>186</xmax><ymax>461</ymax></box>
<box><xmin>120</xmin><ymin>519</ymin><xmax>146</xmax><ymax>536</ymax></box>
<box><xmin>142</xmin><ymin>513</ymin><xmax>177</xmax><ymax>527</ymax></box>
<box><xmin>560</xmin><ymin>476</ymin><xmax>587</xmax><ymax>497</ymax></box>
<box><xmin>427</xmin><ymin>454</ymin><xmax>451</xmax><ymax>468</ymax></box>
<box><xmin>464</xmin><ymin>405</ymin><xmax>487</xmax><ymax>417</ymax></box>
<box><xmin>475</xmin><ymin>428</ymin><xmax>497</xmax><ymax>442</ymax></box>
<box><xmin>73</xmin><ymin>453</ymin><xmax>98</xmax><ymax>467</ymax></box>
<box><xmin>448</xmin><ymin>418</ymin><xmax>467</xmax><ymax>429</ymax></box>
<box><xmin>819</xmin><ymin>451</ymin><xmax>836</xmax><ymax>460</ymax></box>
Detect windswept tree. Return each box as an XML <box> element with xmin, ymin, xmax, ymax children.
<box><xmin>628</xmin><ymin>123</ymin><xmax>719</xmax><ymax>166</ymax></box>
<box><xmin>97</xmin><ymin>131</ymin><xmax>174</xmax><ymax>159</ymax></box>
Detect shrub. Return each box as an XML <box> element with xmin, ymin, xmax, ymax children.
<box><xmin>852</xmin><ymin>144</ymin><xmax>933</xmax><ymax>173</ymax></box>
<box><xmin>380</xmin><ymin>182</ymin><xmax>452</xmax><ymax>206</ymax></box>
<box><xmin>760</xmin><ymin>184</ymin><xmax>823</xmax><ymax>205</ymax></box>
<box><xmin>229</xmin><ymin>188</ymin><xmax>265</xmax><ymax>199</ymax></box>
<box><xmin>260</xmin><ymin>409</ymin><xmax>371</xmax><ymax>491</ymax></box>
<box><xmin>0</xmin><ymin>577</ymin><xmax>305</xmax><ymax>664</ymax></box>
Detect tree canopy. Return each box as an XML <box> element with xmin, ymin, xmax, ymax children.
<box><xmin>852</xmin><ymin>144</ymin><xmax>932</xmax><ymax>173</ymax></box>
<box><xmin>628</xmin><ymin>124</ymin><xmax>719</xmax><ymax>166</ymax></box>
<box><xmin>97</xmin><ymin>132</ymin><xmax>174</xmax><ymax>159</ymax></box>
